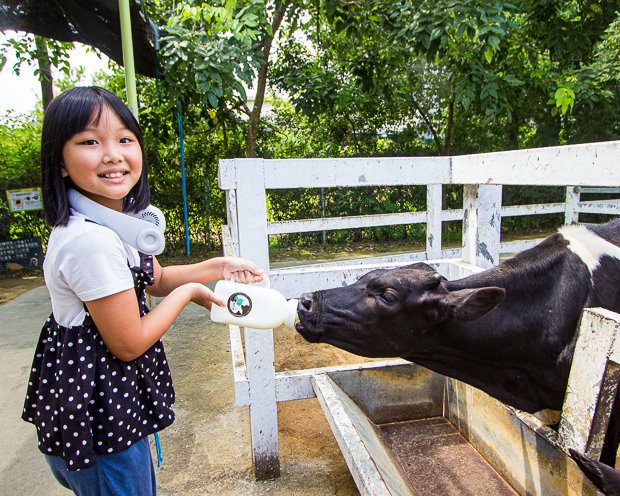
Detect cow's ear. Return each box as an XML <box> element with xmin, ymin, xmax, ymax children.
<box><xmin>438</xmin><ymin>287</ymin><xmax>506</xmax><ymax>322</ymax></box>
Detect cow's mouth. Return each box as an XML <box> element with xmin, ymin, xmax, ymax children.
<box><xmin>294</xmin><ymin>321</ymin><xmax>323</xmax><ymax>343</ymax></box>
<box><xmin>294</xmin><ymin>294</ymin><xmax>325</xmax><ymax>343</ymax></box>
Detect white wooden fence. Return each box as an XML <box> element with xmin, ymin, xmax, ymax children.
<box><xmin>217</xmin><ymin>140</ymin><xmax>620</xmax><ymax>480</ymax></box>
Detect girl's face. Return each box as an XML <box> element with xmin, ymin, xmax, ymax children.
<box><xmin>61</xmin><ymin>105</ymin><xmax>143</xmax><ymax>212</ymax></box>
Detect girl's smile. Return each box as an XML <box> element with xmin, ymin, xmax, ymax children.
<box><xmin>61</xmin><ymin>105</ymin><xmax>143</xmax><ymax>212</ymax></box>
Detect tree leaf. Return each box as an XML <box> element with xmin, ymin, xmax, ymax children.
<box><xmin>207</xmin><ymin>92</ymin><xmax>218</xmax><ymax>107</ymax></box>
<box><xmin>488</xmin><ymin>35</ymin><xmax>500</xmax><ymax>50</ymax></box>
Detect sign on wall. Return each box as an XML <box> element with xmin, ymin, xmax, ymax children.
<box><xmin>6</xmin><ymin>188</ymin><xmax>43</xmax><ymax>212</ymax></box>
<box><xmin>0</xmin><ymin>237</ymin><xmax>43</xmax><ymax>272</ymax></box>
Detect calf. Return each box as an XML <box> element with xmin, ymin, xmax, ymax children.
<box><xmin>295</xmin><ymin>220</ymin><xmax>620</xmax><ymax>491</ymax></box>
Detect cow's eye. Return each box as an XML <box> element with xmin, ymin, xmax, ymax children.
<box><xmin>379</xmin><ymin>292</ymin><xmax>397</xmax><ymax>304</ymax></box>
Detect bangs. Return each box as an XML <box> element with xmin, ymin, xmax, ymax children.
<box><xmin>41</xmin><ymin>86</ymin><xmax>150</xmax><ymax>226</ymax></box>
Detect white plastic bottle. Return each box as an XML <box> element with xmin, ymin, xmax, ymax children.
<box><xmin>210</xmin><ymin>279</ymin><xmax>299</xmax><ymax>329</ymax></box>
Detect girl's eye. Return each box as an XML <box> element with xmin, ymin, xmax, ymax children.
<box><xmin>379</xmin><ymin>292</ymin><xmax>397</xmax><ymax>304</ymax></box>
<box><xmin>83</xmin><ymin>139</ymin><xmax>98</xmax><ymax>145</ymax></box>
<box><xmin>120</xmin><ymin>137</ymin><xmax>134</xmax><ymax>144</ymax></box>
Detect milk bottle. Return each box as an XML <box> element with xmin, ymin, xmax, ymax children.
<box><xmin>210</xmin><ymin>279</ymin><xmax>299</xmax><ymax>329</ymax></box>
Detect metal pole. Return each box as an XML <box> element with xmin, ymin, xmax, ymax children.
<box><xmin>203</xmin><ymin>166</ymin><xmax>211</xmax><ymax>250</ymax></box>
<box><xmin>177</xmin><ymin>101</ymin><xmax>190</xmax><ymax>256</ymax></box>
<box><xmin>321</xmin><ymin>187</ymin><xmax>326</xmax><ymax>245</ymax></box>
<box><xmin>118</xmin><ymin>0</ymin><xmax>139</xmax><ymax>118</ymax></box>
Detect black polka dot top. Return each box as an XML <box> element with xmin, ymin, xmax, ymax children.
<box><xmin>22</xmin><ymin>253</ymin><xmax>175</xmax><ymax>471</ymax></box>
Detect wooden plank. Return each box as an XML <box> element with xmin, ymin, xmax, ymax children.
<box><xmin>272</xmin><ymin>359</ymin><xmax>412</xmax><ymax>405</ymax></box>
<box><xmin>262</xmin><ymin>157</ymin><xmax>452</xmax><ymax>189</ymax></box>
<box><xmin>426</xmin><ymin>185</ymin><xmax>442</xmax><ymax>260</ymax></box>
<box><xmin>235</xmin><ymin>159</ymin><xmax>270</xmax><ymax>274</ymax></box>
<box><xmin>441</xmin><ymin>209</ymin><xmax>464</xmax><ymax>222</ymax></box>
<box><xmin>244</xmin><ymin>327</ymin><xmax>280</xmax><ymax>480</ymax></box>
<box><xmin>229</xmin><ymin>325</ymin><xmax>249</xmax><ymax>407</ymax></box>
<box><xmin>266</xmin><ymin>201</ymin><xmax>565</xmax><ymax>238</ymax></box>
<box><xmin>452</xmin><ymin>141</ymin><xmax>620</xmax><ymax>186</ymax></box>
<box><xmin>225</xmin><ymin>189</ymin><xmax>239</xmax><ymax>255</ymax></box>
<box><xmin>448</xmin><ymin>261</ymin><xmax>485</xmax><ymax>280</ymax></box>
<box><xmin>577</xmin><ymin>201</ymin><xmax>620</xmax><ymax>215</ymax></box>
<box><xmin>567</xmin><ymin>187</ymin><xmax>580</xmax><ymax>225</ymax></box>
<box><xmin>501</xmin><ymin>203</ymin><xmax>566</xmax><ymax>217</ymax></box>
<box><xmin>273</xmin><ymin>251</ymin><xmax>428</xmax><ymax>271</ymax></box>
<box><xmin>267</xmin><ymin>211</ymin><xmax>427</xmax><ymax>235</ymax></box>
<box><xmin>221</xmin><ymin>224</ymin><xmax>236</xmax><ymax>258</ymax></box>
<box><xmin>559</xmin><ymin>308</ymin><xmax>620</xmax><ymax>460</ymax></box>
<box><xmin>462</xmin><ymin>184</ymin><xmax>503</xmax><ymax>269</ymax></box>
<box><xmin>578</xmin><ymin>188</ymin><xmax>620</xmax><ymax>194</ymax></box>
<box><xmin>218</xmin><ymin>158</ymin><xmax>240</xmax><ymax>190</ymax></box>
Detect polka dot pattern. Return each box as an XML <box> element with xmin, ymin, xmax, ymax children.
<box><xmin>22</xmin><ymin>254</ymin><xmax>175</xmax><ymax>471</ymax></box>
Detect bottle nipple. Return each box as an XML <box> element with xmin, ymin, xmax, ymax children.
<box><xmin>285</xmin><ymin>298</ymin><xmax>299</xmax><ymax>328</ymax></box>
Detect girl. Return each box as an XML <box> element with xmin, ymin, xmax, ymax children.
<box><xmin>22</xmin><ymin>86</ymin><xmax>264</xmax><ymax>495</ymax></box>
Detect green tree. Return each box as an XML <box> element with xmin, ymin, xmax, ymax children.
<box><xmin>0</xmin><ymin>34</ymin><xmax>75</xmax><ymax>111</ymax></box>
<box><xmin>271</xmin><ymin>0</ymin><xmax>620</xmax><ymax>155</ymax></box>
<box><xmin>0</xmin><ymin>110</ymin><xmax>49</xmax><ymax>242</ymax></box>
<box><xmin>149</xmin><ymin>0</ymin><xmax>307</xmax><ymax>157</ymax></box>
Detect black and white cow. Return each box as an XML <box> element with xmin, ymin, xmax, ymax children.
<box><xmin>295</xmin><ymin>219</ymin><xmax>620</xmax><ymax>493</ymax></box>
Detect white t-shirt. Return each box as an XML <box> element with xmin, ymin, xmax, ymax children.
<box><xmin>43</xmin><ymin>211</ymin><xmax>139</xmax><ymax>328</ymax></box>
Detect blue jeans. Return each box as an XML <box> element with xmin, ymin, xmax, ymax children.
<box><xmin>45</xmin><ymin>436</ymin><xmax>156</xmax><ymax>496</ymax></box>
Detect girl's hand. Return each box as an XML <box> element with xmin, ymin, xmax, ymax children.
<box><xmin>187</xmin><ymin>282</ymin><xmax>226</xmax><ymax>309</ymax></box>
<box><xmin>222</xmin><ymin>257</ymin><xmax>265</xmax><ymax>284</ymax></box>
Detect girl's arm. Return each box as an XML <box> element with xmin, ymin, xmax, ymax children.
<box><xmin>86</xmin><ymin>282</ymin><xmax>222</xmax><ymax>362</ymax></box>
<box><xmin>147</xmin><ymin>256</ymin><xmax>264</xmax><ymax>297</ymax></box>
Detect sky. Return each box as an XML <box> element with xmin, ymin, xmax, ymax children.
<box><xmin>0</xmin><ymin>32</ymin><xmax>110</xmax><ymax>115</ymax></box>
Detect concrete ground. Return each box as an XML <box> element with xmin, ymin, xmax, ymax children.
<box><xmin>1</xmin><ymin>250</ymin><xmax>526</xmax><ymax>495</ymax></box>
<box><xmin>0</xmin><ymin>283</ymin><xmax>363</xmax><ymax>496</ymax></box>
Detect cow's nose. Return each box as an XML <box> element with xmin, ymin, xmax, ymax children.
<box><xmin>299</xmin><ymin>294</ymin><xmax>314</xmax><ymax>312</ymax></box>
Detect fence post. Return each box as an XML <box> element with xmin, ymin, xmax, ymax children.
<box><xmin>462</xmin><ymin>184</ymin><xmax>503</xmax><ymax>269</ymax></box>
<box><xmin>233</xmin><ymin>158</ymin><xmax>280</xmax><ymax>480</ymax></box>
<box><xmin>426</xmin><ymin>184</ymin><xmax>442</xmax><ymax>260</ymax></box>
<box><xmin>225</xmin><ymin>189</ymin><xmax>239</xmax><ymax>256</ymax></box>
<box><xmin>565</xmin><ymin>186</ymin><xmax>580</xmax><ymax>225</ymax></box>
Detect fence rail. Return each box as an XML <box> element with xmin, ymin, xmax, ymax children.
<box><xmin>217</xmin><ymin>139</ymin><xmax>620</xmax><ymax>480</ymax></box>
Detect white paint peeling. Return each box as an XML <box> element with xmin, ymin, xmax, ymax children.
<box><xmin>559</xmin><ymin>224</ymin><xmax>620</xmax><ymax>273</ymax></box>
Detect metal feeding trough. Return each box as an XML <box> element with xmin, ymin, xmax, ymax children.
<box><xmin>217</xmin><ymin>145</ymin><xmax>620</xmax><ymax>493</ymax></box>
<box><xmin>308</xmin><ymin>309</ymin><xmax>620</xmax><ymax>495</ymax></box>
<box><xmin>309</xmin><ymin>327</ymin><xmax>613</xmax><ymax>496</ymax></box>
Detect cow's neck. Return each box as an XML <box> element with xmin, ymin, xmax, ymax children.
<box><xmin>406</xmin><ymin>236</ymin><xmax>592</xmax><ymax>412</ymax></box>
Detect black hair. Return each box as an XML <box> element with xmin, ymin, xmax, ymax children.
<box><xmin>41</xmin><ymin>86</ymin><xmax>150</xmax><ymax>226</ymax></box>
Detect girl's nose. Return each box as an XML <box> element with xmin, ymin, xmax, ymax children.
<box><xmin>103</xmin><ymin>145</ymin><xmax>123</xmax><ymax>163</ymax></box>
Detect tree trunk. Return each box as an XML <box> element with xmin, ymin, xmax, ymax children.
<box><xmin>35</xmin><ymin>36</ymin><xmax>53</xmax><ymax>112</ymax></box>
<box><xmin>410</xmin><ymin>95</ymin><xmax>444</xmax><ymax>155</ymax></box>
<box><xmin>245</xmin><ymin>0</ymin><xmax>291</xmax><ymax>158</ymax></box>
<box><xmin>443</xmin><ymin>84</ymin><xmax>455</xmax><ymax>156</ymax></box>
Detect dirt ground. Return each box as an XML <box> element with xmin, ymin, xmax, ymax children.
<box><xmin>153</xmin><ymin>301</ymin><xmax>377</xmax><ymax>496</ymax></box>
<box><xmin>1</xmin><ymin>269</ymin><xmax>378</xmax><ymax>495</ymax></box>
<box><xmin>0</xmin><ymin>269</ymin><xmax>45</xmax><ymax>306</ymax></box>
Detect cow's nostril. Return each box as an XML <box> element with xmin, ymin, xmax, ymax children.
<box><xmin>300</xmin><ymin>294</ymin><xmax>313</xmax><ymax>312</ymax></box>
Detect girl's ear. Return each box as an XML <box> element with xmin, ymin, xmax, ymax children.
<box><xmin>61</xmin><ymin>164</ymin><xmax>69</xmax><ymax>178</ymax></box>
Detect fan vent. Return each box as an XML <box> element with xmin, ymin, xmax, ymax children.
<box><xmin>138</xmin><ymin>210</ymin><xmax>161</xmax><ymax>227</ymax></box>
